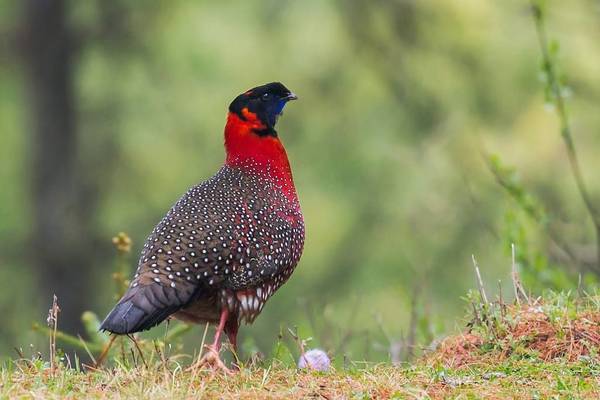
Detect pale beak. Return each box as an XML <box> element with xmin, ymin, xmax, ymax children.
<box><xmin>284</xmin><ymin>92</ymin><xmax>298</xmax><ymax>101</ymax></box>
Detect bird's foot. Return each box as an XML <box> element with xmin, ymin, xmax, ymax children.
<box><xmin>187</xmin><ymin>345</ymin><xmax>232</xmax><ymax>374</ymax></box>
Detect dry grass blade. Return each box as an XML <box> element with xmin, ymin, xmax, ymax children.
<box><xmin>511</xmin><ymin>244</ymin><xmax>529</xmax><ymax>305</ymax></box>
<box><xmin>471</xmin><ymin>255</ymin><xmax>488</xmax><ymax>305</ymax></box>
<box><xmin>77</xmin><ymin>334</ymin><xmax>97</xmax><ymax>366</ymax></box>
<box><xmin>46</xmin><ymin>295</ymin><xmax>60</xmax><ymax>375</ymax></box>
<box><xmin>127</xmin><ymin>334</ymin><xmax>148</xmax><ymax>369</ymax></box>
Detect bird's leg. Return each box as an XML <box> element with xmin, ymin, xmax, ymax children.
<box><xmin>211</xmin><ymin>307</ymin><xmax>228</xmax><ymax>351</ymax></box>
<box><xmin>225</xmin><ymin>317</ymin><xmax>240</xmax><ymax>370</ymax></box>
<box><xmin>93</xmin><ymin>334</ymin><xmax>117</xmax><ymax>368</ymax></box>
<box><xmin>225</xmin><ymin>317</ymin><xmax>239</xmax><ymax>354</ymax></box>
<box><xmin>188</xmin><ymin>308</ymin><xmax>231</xmax><ymax>373</ymax></box>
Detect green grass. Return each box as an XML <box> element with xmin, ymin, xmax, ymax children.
<box><xmin>1</xmin><ymin>357</ymin><xmax>598</xmax><ymax>399</ymax></box>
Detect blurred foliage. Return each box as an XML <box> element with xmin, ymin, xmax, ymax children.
<box><xmin>2</xmin><ymin>0</ymin><xmax>600</xmax><ymax>362</ymax></box>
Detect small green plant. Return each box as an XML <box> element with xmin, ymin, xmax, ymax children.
<box><xmin>31</xmin><ymin>232</ymin><xmax>194</xmax><ymax>368</ymax></box>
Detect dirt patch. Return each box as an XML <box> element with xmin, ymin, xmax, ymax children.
<box><xmin>428</xmin><ymin>303</ymin><xmax>600</xmax><ymax>368</ymax></box>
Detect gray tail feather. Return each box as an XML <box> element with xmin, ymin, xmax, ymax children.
<box><xmin>100</xmin><ymin>284</ymin><xmax>191</xmax><ymax>334</ymax></box>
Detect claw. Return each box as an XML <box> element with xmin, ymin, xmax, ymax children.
<box><xmin>187</xmin><ymin>344</ymin><xmax>232</xmax><ymax>374</ymax></box>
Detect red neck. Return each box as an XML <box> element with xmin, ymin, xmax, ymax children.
<box><xmin>224</xmin><ymin>111</ymin><xmax>297</xmax><ymax>199</ymax></box>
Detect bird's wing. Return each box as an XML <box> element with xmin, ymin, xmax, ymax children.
<box><xmin>99</xmin><ymin>277</ymin><xmax>197</xmax><ymax>334</ymax></box>
<box><xmin>100</xmin><ymin>183</ymin><xmax>226</xmax><ymax>334</ymax></box>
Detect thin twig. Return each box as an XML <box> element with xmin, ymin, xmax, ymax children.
<box><xmin>288</xmin><ymin>326</ymin><xmax>312</xmax><ymax>369</ymax></box>
<box><xmin>78</xmin><ymin>334</ymin><xmax>97</xmax><ymax>366</ymax></box>
<box><xmin>511</xmin><ymin>244</ymin><xmax>521</xmax><ymax>305</ymax></box>
<box><xmin>13</xmin><ymin>347</ymin><xmax>25</xmax><ymax>359</ymax></box>
<box><xmin>511</xmin><ymin>244</ymin><xmax>530</xmax><ymax>304</ymax></box>
<box><xmin>46</xmin><ymin>295</ymin><xmax>60</xmax><ymax>375</ymax></box>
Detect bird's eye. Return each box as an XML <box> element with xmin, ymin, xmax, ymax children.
<box><xmin>261</xmin><ymin>93</ymin><xmax>270</xmax><ymax>100</ymax></box>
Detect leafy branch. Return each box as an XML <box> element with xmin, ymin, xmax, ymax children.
<box><xmin>530</xmin><ymin>1</ymin><xmax>600</xmax><ymax>273</ymax></box>
<box><xmin>486</xmin><ymin>154</ymin><xmax>577</xmax><ymax>267</ymax></box>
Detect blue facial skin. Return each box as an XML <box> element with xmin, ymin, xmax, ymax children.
<box><xmin>274</xmin><ymin>99</ymin><xmax>287</xmax><ymax>115</ymax></box>
<box><xmin>265</xmin><ymin>98</ymin><xmax>290</xmax><ymax>128</ymax></box>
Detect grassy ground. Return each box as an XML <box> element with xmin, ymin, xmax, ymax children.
<box><xmin>3</xmin><ymin>290</ymin><xmax>599</xmax><ymax>399</ymax></box>
<box><xmin>1</xmin><ymin>357</ymin><xmax>598</xmax><ymax>399</ymax></box>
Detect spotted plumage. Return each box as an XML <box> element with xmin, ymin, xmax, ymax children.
<box><xmin>100</xmin><ymin>83</ymin><xmax>304</xmax><ymax>355</ymax></box>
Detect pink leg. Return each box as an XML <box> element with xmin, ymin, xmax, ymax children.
<box><xmin>213</xmin><ymin>307</ymin><xmax>229</xmax><ymax>351</ymax></box>
<box><xmin>187</xmin><ymin>307</ymin><xmax>232</xmax><ymax>373</ymax></box>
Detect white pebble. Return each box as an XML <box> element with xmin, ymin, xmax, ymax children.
<box><xmin>297</xmin><ymin>349</ymin><xmax>330</xmax><ymax>372</ymax></box>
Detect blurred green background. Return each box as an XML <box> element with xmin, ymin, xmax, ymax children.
<box><xmin>1</xmin><ymin>0</ymin><xmax>600</xmax><ymax>362</ymax></box>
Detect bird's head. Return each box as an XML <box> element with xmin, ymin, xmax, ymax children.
<box><xmin>228</xmin><ymin>82</ymin><xmax>298</xmax><ymax>137</ymax></box>
<box><xmin>224</xmin><ymin>82</ymin><xmax>299</xmax><ymax>194</ymax></box>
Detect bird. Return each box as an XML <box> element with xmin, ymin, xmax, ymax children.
<box><xmin>100</xmin><ymin>82</ymin><xmax>304</xmax><ymax>370</ymax></box>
